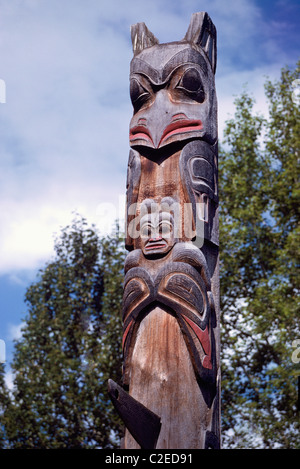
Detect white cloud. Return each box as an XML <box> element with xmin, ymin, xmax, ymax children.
<box><xmin>8</xmin><ymin>322</ymin><xmax>25</xmax><ymax>341</ymax></box>
<box><xmin>0</xmin><ymin>0</ymin><xmax>297</xmax><ymax>275</ymax></box>
<box><xmin>5</xmin><ymin>368</ymin><xmax>15</xmax><ymax>391</ymax></box>
<box><xmin>0</xmin><ymin>192</ymin><xmax>126</xmax><ymax>273</ymax></box>
<box><xmin>0</xmin><ymin>0</ymin><xmax>134</xmax><ymax>276</ymax></box>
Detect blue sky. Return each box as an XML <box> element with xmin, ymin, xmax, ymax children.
<box><xmin>0</xmin><ymin>0</ymin><xmax>299</xmax><ymax>382</ymax></box>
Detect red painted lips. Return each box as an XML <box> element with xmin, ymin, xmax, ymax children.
<box><xmin>129</xmin><ymin>113</ymin><xmax>203</xmax><ymax>148</ymax></box>
<box><xmin>145</xmin><ymin>242</ymin><xmax>167</xmax><ymax>250</ymax></box>
<box><xmin>129</xmin><ymin>124</ymin><xmax>153</xmax><ymax>144</ymax></box>
<box><xmin>158</xmin><ymin>113</ymin><xmax>203</xmax><ymax>147</ymax></box>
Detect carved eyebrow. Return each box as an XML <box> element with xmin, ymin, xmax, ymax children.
<box><xmin>140</xmin><ymin>222</ymin><xmax>155</xmax><ymax>233</ymax></box>
<box><xmin>162</xmin><ymin>48</ymin><xmax>208</xmax><ymax>82</ymax></box>
<box><xmin>141</xmin><ymin>220</ymin><xmax>154</xmax><ymax>226</ymax></box>
<box><xmin>158</xmin><ymin>213</ymin><xmax>174</xmax><ymax>223</ymax></box>
<box><xmin>130</xmin><ymin>48</ymin><xmax>209</xmax><ymax>86</ymax></box>
<box><xmin>130</xmin><ymin>58</ymin><xmax>160</xmax><ymax>83</ymax></box>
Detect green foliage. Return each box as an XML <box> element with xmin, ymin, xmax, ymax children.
<box><xmin>1</xmin><ymin>63</ymin><xmax>299</xmax><ymax>450</ymax></box>
<box><xmin>220</xmin><ymin>62</ymin><xmax>300</xmax><ymax>448</ymax></box>
<box><xmin>1</xmin><ymin>215</ymin><xmax>125</xmax><ymax>448</ymax></box>
<box><xmin>0</xmin><ymin>364</ymin><xmax>11</xmax><ymax>448</ymax></box>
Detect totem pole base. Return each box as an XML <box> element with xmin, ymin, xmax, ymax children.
<box><xmin>125</xmin><ymin>306</ymin><xmax>208</xmax><ymax>449</ymax></box>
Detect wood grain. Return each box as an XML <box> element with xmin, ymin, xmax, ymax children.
<box><xmin>125</xmin><ymin>306</ymin><xmax>208</xmax><ymax>449</ymax></box>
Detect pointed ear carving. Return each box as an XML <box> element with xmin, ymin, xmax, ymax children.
<box><xmin>184</xmin><ymin>12</ymin><xmax>217</xmax><ymax>74</ymax></box>
<box><xmin>130</xmin><ymin>22</ymin><xmax>159</xmax><ymax>56</ymax></box>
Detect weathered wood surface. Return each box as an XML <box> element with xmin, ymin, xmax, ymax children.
<box><xmin>117</xmin><ymin>11</ymin><xmax>220</xmax><ymax>449</ymax></box>
<box><xmin>125</xmin><ymin>306</ymin><xmax>207</xmax><ymax>449</ymax></box>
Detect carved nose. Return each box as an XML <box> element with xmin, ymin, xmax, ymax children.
<box><xmin>129</xmin><ymin>89</ymin><xmax>174</xmax><ymax>149</ymax></box>
<box><xmin>146</xmin><ymin>90</ymin><xmax>174</xmax><ymax>148</ymax></box>
<box><xmin>137</xmin><ymin>117</ymin><xmax>147</xmax><ymax>126</ymax></box>
<box><xmin>129</xmin><ymin>89</ymin><xmax>203</xmax><ymax>149</ymax></box>
<box><xmin>149</xmin><ymin>236</ymin><xmax>162</xmax><ymax>242</ymax></box>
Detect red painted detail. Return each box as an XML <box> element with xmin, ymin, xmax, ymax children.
<box><xmin>137</xmin><ymin>118</ymin><xmax>147</xmax><ymax>124</ymax></box>
<box><xmin>183</xmin><ymin>316</ymin><xmax>212</xmax><ymax>369</ymax></box>
<box><xmin>146</xmin><ymin>237</ymin><xmax>167</xmax><ymax>250</ymax></box>
<box><xmin>122</xmin><ymin>319</ymin><xmax>133</xmax><ymax>350</ymax></box>
<box><xmin>159</xmin><ymin>119</ymin><xmax>203</xmax><ymax>147</ymax></box>
<box><xmin>171</xmin><ymin>113</ymin><xmax>189</xmax><ymax>121</ymax></box>
<box><xmin>145</xmin><ymin>243</ymin><xmax>166</xmax><ymax>250</ymax></box>
<box><xmin>129</xmin><ymin>125</ymin><xmax>154</xmax><ymax>145</ymax></box>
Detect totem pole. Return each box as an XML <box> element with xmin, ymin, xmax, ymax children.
<box><xmin>108</xmin><ymin>11</ymin><xmax>220</xmax><ymax>449</ymax></box>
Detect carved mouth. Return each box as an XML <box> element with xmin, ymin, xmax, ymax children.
<box><xmin>129</xmin><ymin>124</ymin><xmax>154</xmax><ymax>145</ymax></box>
<box><xmin>159</xmin><ymin>116</ymin><xmax>203</xmax><ymax>147</ymax></box>
<box><xmin>145</xmin><ymin>242</ymin><xmax>167</xmax><ymax>250</ymax></box>
<box><xmin>129</xmin><ymin>113</ymin><xmax>203</xmax><ymax>148</ymax></box>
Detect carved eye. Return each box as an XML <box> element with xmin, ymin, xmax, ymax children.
<box><xmin>176</xmin><ymin>68</ymin><xmax>205</xmax><ymax>103</ymax></box>
<box><xmin>141</xmin><ymin>223</ymin><xmax>153</xmax><ymax>238</ymax></box>
<box><xmin>130</xmin><ymin>78</ymin><xmax>150</xmax><ymax>111</ymax></box>
<box><xmin>159</xmin><ymin>222</ymin><xmax>172</xmax><ymax>236</ymax></box>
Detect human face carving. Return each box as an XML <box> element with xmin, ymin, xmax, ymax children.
<box><xmin>140</xmin><ymin>211</ymin><xmax>175</xmax><ymax>257</ymax></box>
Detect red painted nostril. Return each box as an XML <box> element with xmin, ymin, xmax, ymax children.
<box><xmin>171</xmin><ymin>113</ymin><xmax>188</xmax><ymax>122</ymax></box>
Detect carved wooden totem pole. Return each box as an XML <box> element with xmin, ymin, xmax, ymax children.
<box><xmin>108</xmin><ymin>11</ymin><xmax>220</xmax><ymax>449</ymax></box>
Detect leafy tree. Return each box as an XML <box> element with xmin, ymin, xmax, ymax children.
<box><xmin>0</xmin><ymin>364</ymin><xmax>11</xmax><ymax>448</ymax></box>
<box><xmin>1</xmin><ymin>64</ymin><xmax>299</xmax><ymax>450</ymax></box>
<box><xmin>2</xmin><ymin>216</ymin><xmax>125</xmax><ymax>448</ymax></box>
<box><xmin>220</xmin><ymin>62</ymin><xmax>300</xmax><ymax>448</ymax></box>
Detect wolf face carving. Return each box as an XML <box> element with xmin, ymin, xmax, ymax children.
<box><xmin>118</xmin><ymin>12</ymin><xmax>220</xmax><ymax>449</ymax></box>
<box><xmin>129</xmin><ymin>45</ymin><xmax>217</xmax><ymax>149</ymax></box>
<box><xmin>129</xmin><ymin>12</ymin><xmax>217</xmax><ymax>150</ymax></box>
